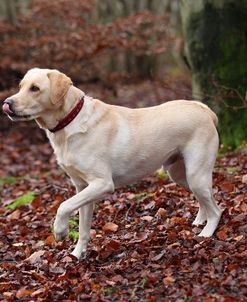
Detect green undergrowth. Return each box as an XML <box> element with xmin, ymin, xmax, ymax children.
<box><xmin>226</xmin><ymin>167</ymin><xmax>238</xmax><ymax>173</ymax></box>
<box><xmin>134</xmin><ymin>192</ymin><xmax>152</xmax><ymax>199</ymax></box>
<box><xmin>219</xmin><ymin>140</ymin><xmax>247</xmax><ymax>155</ymax></box>
<box><xmin>68</xmin><ymin>217</ymin><xmax>79</xmax><ymax>240</ymax></box>
<box><xmin>68</xmin><ymin>229</ymin><xmax>79</xmax><ymax>240</ymax></box>
<box><xmin>156</xmin><ymin>170</ymin><xmax>168</xmax><ymax>178</ymax></box>
<box><xmin>0</xmin><ymin>176</ymin><xmax>21</xmax><ymax>185</ymax></box>
<box><xmin>0</xmin><ymin>173</ymin><xmax>52</xmax><ymax>186</ymax></box>
<box><xmin>7</xmin><ymin>192</ymin><xmax>37</xmax><ymax>209</ymax></box>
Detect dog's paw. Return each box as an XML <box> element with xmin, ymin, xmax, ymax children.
<box><xmin>192</xmin><ymin>216</ymin><xmax>206</xmax><ymax>226</ymax></box>
<box><xmin>71</xmin><ymin>249</ymin><xmax>87</xmax><ymax>260</ymax></box>
<box><xmin>53</xmin><ymin>217</ymin><xmax>68</xmax><ymax>241</ymax></box>
<box><xmin>54</xmin><ymin>228</ymin><xmax>68</xmax><ymax>241</ymax></box>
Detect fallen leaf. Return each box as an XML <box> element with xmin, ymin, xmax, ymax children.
<box><xmin>223</xmin><ymin>296</ymin><xmax>236</xmax><ymax>302</ymax></box>
<box><xmin>3</xmin><ymin>292</ymin><xmax>13</xmax><ymax>298</ymax></box>
<box><xmin>26</xmin><ymin>250</ymin><xmax>45</xmax><ymax>264</ymax></box>
<box><xmin>13</xmin><ymin>242</ymin><xmax>24</xmax><ymax>247</ymax></box>
<box><xmin>242</xmin><ymin>174</ymin><xmax>247</xmax><ymax>184</ymax></box>
<box><xmin>219</xmin><ymin>181</ymin><xmax>234</xmax><ymax>193</ymax></box>
<box><xmin>140</xmin><ymin>215</ymin><xmax>153</xmax><ymax>222</ymax></box>
<box><xmin>0</xmin><ymin>282</ymin><xmax>12</xmax><ymax>290</ymax></box>
<box><xmin>106</xmin><ymin>280</ymin><xmax>116</xmax><ymax>286</ymax></box>
<box><xmin>163</xmin><ymin>275</ymin><xmax>175</xmax><ymax>285</ymax></box>
<box><xmin>90</xmin><ymin>229</ymin><xmax>96</xmax><ymax>238</ymax></box>
<box><xmin>233</xmin><ymin>235</ymin><xmax>243</xmax><ymax>241</ymax></box>
<box><xmin>130</xmin><ymin>232</ymin><xmax>148</xmax><ymax>243</ymax></box>
<box><xmin>16</xmin><ymin>287</ymin><xmax>32</xmax><ymax>299</ymax></box>
<box><xmin>0</xmin><ymin>208</ymin><xmax>6</xmax><ymax>214</ymax></box>
<box><xmin>216</xmin><ymin>230</ymin><xmax>228</xmax><ymax>240</ymax></box>
<box><xmin>155</xmin><ymin>208</ymin><xmax>167</xmax><ymax>217</ymax></box>
<box><xmin>151</xmin><ymin>250</ymin><xmax>166</xmax><ymax>261</ymax></box>
<box><xmin>44</xmin><ymin>234</ymin><xmax>56</xmax><ymax>245</ymax></box>
<box><xmin>232</xmin><ymin>213</ymin><xmax>246</xmax><ymax>223</ymax></box>
<box><xmin>102</xmin><ymin>222</ymin><xmax>119</xmax><ymax>232</ymax></box>
<box><xmin>106</xmin><ymin>240</ymin><xmax>120</xmax><ymax>250</ymax></box>
<box><xmin>31</xmin><ymin>287</ymin><xmax>46</xmax><ymax>297</ymax></box>
<box><xmin>61</xmin><ymin>256</ymin><xmax>73</xmax><ymax>263</ymax></box>
<box><xmin>8</xmin><ymin>209</ymin><xmax>21</xmax><ymax>220</ymax></box>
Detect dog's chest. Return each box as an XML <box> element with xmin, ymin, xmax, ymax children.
<box><xmin>49</xmin><ymin>134</ymin><xmax>87</xmax><ymax>182</ymax></box>
<box><xmin>55</xmin><ymin>148</ymin><xmax>80</xmax><ymax>180</ymax></box>
<box><xmin>49</xmin><ymin>135</ymin><xmax>72</xmax><ymax>170</ymax></box>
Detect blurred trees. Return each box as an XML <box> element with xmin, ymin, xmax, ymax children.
<box><xmin>0</xmin><ymin>0</ymin><xmax>17</xmax><ymax>23</ymax></box>
<box><xmin>95</xmin><ymin>0</ymin><xmax>180</xmax><ymax>77</ymax></box>
<box><xmin>0</xmin><ymin>0</ymin><xmax>246</xmax><ymax>147</ymax></box>
<box><xmin>0</xmin><ymin>0</ymin><xmax>30</xmax><ymax>23</ymax></box>
<box><xmin>181</xmin><ymin>0</ymin><xmax>247</xmax><ymax>147</ymax></box>
<box><xmin>0</xmin><ymin>0</ymin><xmax>178</xmax><ymax>89</ymax></box>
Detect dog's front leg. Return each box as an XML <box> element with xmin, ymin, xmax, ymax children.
<box><xmin>71</xmin><ymin>204</ymin><xmax>94</xmax><ymax>259</ymax></box>
<box><xmin>69</xmin><ymin>183</ymin><xmax>94</xmax><ymax>259</ymax></box>
<box><xmin>53</xmin><ymin>178</ymin><xmax>114</xmax><ymax>258</ymax></box>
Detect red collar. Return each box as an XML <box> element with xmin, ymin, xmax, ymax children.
<box><xmin>49</xmin><ymin>97</ymin><xmax>84</xmax><ymax>133</ymax></box>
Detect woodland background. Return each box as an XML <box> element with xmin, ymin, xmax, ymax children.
<box><xmin>0</xmin><ymin>0</ymin><xmax>246</xmax><ymax>301</ymax></box>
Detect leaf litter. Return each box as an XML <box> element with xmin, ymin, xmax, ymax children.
<box><xmin>0</xmin><ymin>121</ymin><xmax>246</xmax><ymax>301</ymax></box>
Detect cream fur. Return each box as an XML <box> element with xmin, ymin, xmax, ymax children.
<box><xmin>4</xmin><ymin>68</ymin><xmax>222</xmax><ymax>259</ymax></box>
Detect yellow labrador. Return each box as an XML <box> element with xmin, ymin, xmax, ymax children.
<box><xmin>2</xmin><ymin>68</ymin><xmax>222</xmax><ymax>259</ymax></box>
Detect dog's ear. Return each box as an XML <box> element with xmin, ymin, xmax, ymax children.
<box><xmin>48</xmin><ymin>70</ymin><xmax>72</xmax><ymax>104</ymax></box>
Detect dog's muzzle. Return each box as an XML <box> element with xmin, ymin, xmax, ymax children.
<box><xmin>2</xmin><ymin>99</ymin><xmax>14</xmax><ymax>115</ymax></box>
<box><xmin>2</xmin><ymin>99</ymin><xmax>31</xmax><ymax>120</ymax></box>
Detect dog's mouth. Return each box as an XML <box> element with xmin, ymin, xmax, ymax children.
<box><xmin>8</xmin><ymin>113</ymin><xmax>32</xmax><ymax>121</ymax></box>
<box><xmin>2</xmin><ymin>103</ymin><xmax>33</xmax><ymax>121</ymax></box>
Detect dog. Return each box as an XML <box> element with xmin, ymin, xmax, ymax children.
<box><xmin>2</xmin><ymin>68</ymin><xmax>222</xmax><ymax>259</ymax></box>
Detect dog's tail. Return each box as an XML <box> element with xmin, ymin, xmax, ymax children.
<box><xmin>194</xmin><ymin>101</ymin><xmax>218</xmax><ymax>127</ymax></box>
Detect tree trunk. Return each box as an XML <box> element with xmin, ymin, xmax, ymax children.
<box><xmin>181</xmin><ymin>0</ymin><xmax>247</xmax><ymax>147</ymax></box>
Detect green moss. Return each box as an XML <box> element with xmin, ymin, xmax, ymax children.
<box><xmin>69</xmin><ymin>216</ymin><xmax>79</xmax><ymax>226</ymax></box>
<box><xmin>0</xmin><ymin>176</ymin><xmax>21</xmax><ymax>184</ymax></box>
<box><xmin>67</xmin><ymin>229</ymin><xmax>79</xmax><ymax>240</ymax></box>
<box><xmin>134</xmin><ymin>192</ymin><xmax>152</xmax><ymax>199</ymax></box>
<box><xmin>183</xmin><ymin>1</ymin><xmax>247</xmax><ymax>148</ymax></box>
<box><xmin>156</xmin><ymin>170</ymin><xmax>168</xmax><ymax>178</ymax></box>
<box><xmin>104</xmin><ymin>287</ymin><xmax>116</xmax><ymax>295</ymax></box>
<box><xmin>7</xmin><ymin>192</ymin><xmax>37</xmax><ymax>209</ymax></box>
<box><xmin>67</xmin><ymin>216</ymin><xmax>79</xmax><ymax>240</ymax></box>
<box><xmin>226</xmin><ymin>167</ymin><xmax>238</xmax><ymax>173</ymax></box>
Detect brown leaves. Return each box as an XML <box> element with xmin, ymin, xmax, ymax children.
<box><xmin>7</xmin><ymin>209</ymin><xmax>21</xmax><ymax>220</ymax></box>
<box><xmin>241</xmin><ymin>174</ymin><xmax>247</xmax><ymax>184</ymax></box>
<box><xmin>0</xmin><ymin>121</ymin><xmax>247</xmax><ymax>300</ymax></box>
<box><xmin>0</xmin><ymin>2</ymin><xmax>171</xmax><ymax>85</ymax></box>
<box><xmin>102</xmin><ymin>222</ymin><xmax>119</xmax><ymax>233</ymax></box>
<box><xmin>216</xmin><ymin>230</ymin><xmax>228</xmax><ymax>240</ymax></box>
<box><xmin>26</xmin><ymin>250</ymin><xmax>45</xmax><ymax>264</ymax></box>
<box><xmin>16</xmin><ymin>287</ymin><xmax>33</xmax><ymax>299</ymax></box>
<box><xmin>156</xmin><ymin>207</ymin><xmax>167</xmax><ymax>217</ymax></box>
<box><xmin>44</xmin><ymin>234</ymin><xmax>56</xmax><ymax>245</ymax></box>
<box><xmin>163</xmin><ymin>275</ymin><xmax>175</xmax><ymax>285</ymax></box>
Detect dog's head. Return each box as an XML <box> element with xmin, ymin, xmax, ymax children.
<box><xmin>2</xmin><ymin>68</ymin><xmax>72</xmax><ymax>121</ymax></box>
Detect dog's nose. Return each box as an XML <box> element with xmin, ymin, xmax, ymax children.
<box><xmin>2</xmin><ymin>98</ymin><xmax>14</xmax><ymax>114</ymax></box>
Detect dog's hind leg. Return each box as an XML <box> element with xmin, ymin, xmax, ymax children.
<box><xmin>183</xmin><ymin>134</ymin><xmax>222</xmax><ymax>237</ymax></box>
<box><xmin>166</xmin><ymin>157</ymin><xmax>189</xmax><ymax>189</ymax></box>
<box><xmin>166</xmin><ymin>156</ymin><xmax>207</xmax><ymax>225</ymax></box>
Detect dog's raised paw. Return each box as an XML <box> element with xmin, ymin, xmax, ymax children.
<box><xmin>54</xmin><ymin>231</ymin><xmax>67</xmax><ymax>241</ymax></box>
<box><xmin>54</xmin><ymin>228</ymin><xmax>68</xmax><ymax>241</ymax></box>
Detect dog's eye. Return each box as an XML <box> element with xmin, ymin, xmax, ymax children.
<box><xmin>30</xmin><ymin>85</ymin><xmax>40</xmax><ymax>92</ymax></box>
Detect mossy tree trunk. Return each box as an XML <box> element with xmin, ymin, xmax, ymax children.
<box><xmin>181</xmin><ymin>0</ymin><xmax>247</xmax><ymax>147</ymax></box>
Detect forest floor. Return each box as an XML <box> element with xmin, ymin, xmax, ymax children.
<box><xmin>0</xmin><ymin>78</ymin><xmax>246</xmax><ymax>301</ymax></box>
